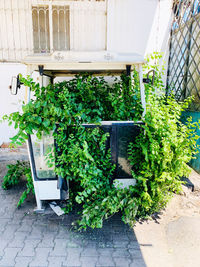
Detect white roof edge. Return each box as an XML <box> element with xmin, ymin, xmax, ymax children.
<box><xmin>22</xmin><ymin>51</ymin><xmax>145</xmax><ymax>66</ymax></box>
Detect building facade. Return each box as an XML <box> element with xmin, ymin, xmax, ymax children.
<box><xmin>0</xmin><ymin>0</ymin><xmax>173</xmax><ymax>145</ymax></box>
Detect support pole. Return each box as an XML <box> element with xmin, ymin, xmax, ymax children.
<box><xmin>139</xmin><ymin>64</ymin><xmax>146</xmax><ymax>117</ymax></box>
<box><xmin>38</xmin><ymin>65</ymin><xmax>44</xmax><ymax>87</ymax></box>
<box><xmin>125</xmin><ymin>65</ymin><xmax>132</xmax><ymax>113</ymax></box>
<box><xmin>27</xmin><ymin>136</ymin><xmax>44</xmax><ymax>212</ymax></box>
<box><xmin>126</xmin><ymin>65</ymin><xmax>131</xmax><ymax>76</ymax></box>
<box><xmin>26</xmin><ymin>65</ymin><xmax>44</xmax><ymax>212</ymax></box>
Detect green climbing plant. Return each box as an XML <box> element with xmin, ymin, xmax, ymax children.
<box><xmin>2</xmin><ymin>54</ymin><xmax>200</xmax><ymax>229</ymax></box>
<box><xmin>128</xmin><ymin>94</ymin><xmax>199</xmax><ymax>218</ymax></box>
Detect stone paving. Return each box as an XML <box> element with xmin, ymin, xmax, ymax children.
<box><xmin>0</xmin><ymin>158</ymin><xmax>147</xmax><ymax>267</ymax></box>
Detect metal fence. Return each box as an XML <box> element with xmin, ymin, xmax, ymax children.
<box><xmin>167</xmin><ymin>0</ymin><xmax>200</xmax><ymax>111</ymax></box>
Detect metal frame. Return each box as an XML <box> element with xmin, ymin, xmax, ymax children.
<box><xmin>110</xmin><ymin>122</ymin><xmax>143</xmax><ymax>179</ymax></box>
<box><xmin>27</xmin><ymin>135</ymin><xmax>61</xmax><ymax>212</ymax></box>
<box><xmin>24</xmin><ymin>51</ymin><xmax>146</xmax><ymax>211</ymax></box>
<box><xmin>82</xmin><ymin>121</ymin><xmax>144</xmax><ymax>180</ymax></box>
<box><xmin>167</xmin><ymin>0</ymin><xmax>200</xmax><ymax>111</ymax></box>
<box><xmin>28</xmin><ymin>135</ymin><xmax>57</xmax><ymax>181</ymax></box>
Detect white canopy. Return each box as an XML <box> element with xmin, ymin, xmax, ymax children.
<box><xmin>23</xmin><ymin>51</ymin><xmax>145</xmax><ymax>75</ymax></box>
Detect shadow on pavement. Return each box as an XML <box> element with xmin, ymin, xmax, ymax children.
<box><xmin>0</xmin><ymin>159</ymin><xmax>147</xmax><ymax>267</ymax></box>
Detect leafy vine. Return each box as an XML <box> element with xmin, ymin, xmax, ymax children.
<box><xmin>2</xmin><ymin>55</ymin><xmax>199</xmax><ymax>229</ymax></box>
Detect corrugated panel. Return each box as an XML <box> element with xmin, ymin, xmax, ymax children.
<box><xmin>72</xmin><ymin>1</ymin><xmax>106</xmax><ymax>51</ymax></box>
<box><xmin>0</xmin><ymin>0</ymin><xmax>107</xmax><ymax>62</ymax></box>
<box><xmin>0</xmin><ymin>0</ymin><xmax>32</xmax><ymax>62</ymax></box>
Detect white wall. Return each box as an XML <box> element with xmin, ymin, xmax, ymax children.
<box><xmin>0</xmin><ymin>0</ymin><xmax>173</xmax><ymax>61</ymax></box>
<box><xmin>107</xmin><ymin>0</ymin><xmax>173</xmax><ymax>64</ymax></box>
<box><xmin>0</xmin><ymin>0</ymin><xmax>32</xmax><ymax>62</ymax></box>
<box><xmin>0</xmin><ymin>63</ymin><xmax>26</xmax><ymax>145</ymax></box>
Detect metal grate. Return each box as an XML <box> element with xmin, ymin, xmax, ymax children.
<box><xmin>52</xmin><ymin>6</ymin><xmax>70</xmax><ymax>51</ymax></box>
<box><xmin>31</xmin><ymin>1</ymin><xmax>107</xmax><ymax>53</ymax></box>
<box><xmin>32</xmin><ymin>6</ymin><xmax>50</xmax><ymax>53</ymax></box>
<box><xmin>167</xmin><ymin>0</ymin><xmax>200</xmax><ymax>111</ymax></box>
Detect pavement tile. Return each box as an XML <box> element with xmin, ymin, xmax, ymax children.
<box><xmin>97</xmin><ymin>248</ymin><xmax>114</xmax><ymax>256</ymax></box>
<box><xmin>8</xmin><ymin>238</ymin><xmax>25</xmax><ymax>248</ymax></box>
<box><xmin>0</xmin><ymin>219</ymin><xmax>11</xmax><ymax>232</ymax></box>
<box><xmin>38</xmin><ymin>236</ymin><xmax>55</xmax><ymax>248</ymax></box>
<box><xmin>56</xmin><ymin>227</ymin><xmax>71</xmax><ymax>239</ymax></box>
<box><xmin>112</xmin><ymin>240</ymin><xmax>129</xmax><ymax>248</ymax></box>
<box><xmin>8</xmin><ymin>231</ymin><xmax>28</xmax><ymax>248</ymax></box>
<box><xmin>128</xmin><ymin>241</ymin><xmax>140</xmax><ymax>249</ymax></box>
<box><xmin>105</xmin><ymin>241</ymin><xmax>114</xmax><ymax>248</ymax></box>
<box><xmin>129</xmin><ymin>259</ymin><xmax>147</xmax><ymax>267</ymax></box>
<box><xmin>82</xmin><ymin>240</ymin><xmax>97</xmax><ymax>249</ymax></box>
<box><xmin>64</xmin><ymin>248</ymin><xmax>82</xmax><ymax>267</ymax></box>
<box><xmin>27</xmin><ymin>225</ymin><xmax>46</xmax><ymax>238</ymax></box>
<box><xmin>25</xmin><ymin>232</ymin><xmax>43</xmax><ymax>240</ymax></box>
<box><xmin>129</xmin><ymin>248</ymin><xmax>144</xmax><ymax>258</ymax></box>
<box><xmin>80</xmin><ymin>256</ymin><xmax>98</xmax><ymax>267</ymax></box>
<box><xmin>50</xmin><ymin>239</ymin><xmax>68</xmax><ymax>256</ymax></box>
<box><xmin>19</xmin><ymin>218</ymin><xmax>35</xmax><ymax>226</ymax></box>
<box><xmin>101</xmin><ymin>233</ymin><xmax>113</xmax><ymax>242</ymax></box>
<box><xmin>67</xmin><ymin>248</ymin><xmax>83</xmax><ymax>255</ymax></box>
<box><xmin>112</xmin><ymin>234</ymin><xmax>129</xmax><ymax>242</ymax></box>
<box><xmin>112</xmin><ymin>249</ymin><xmax>130</xmax><ymax>258</ymax></box>
<box><xmin>66</xmin><ymin>241</ymin><xmax>81</xmax><ymax>249</ymax></box>
<box><xmin>0</xmin><ymin>247</ymin><xmax>21</xmax><ymax>266</ymax></box>
<box><xmin>81</xmin><ymin>248</ymin><xmax>99</xmax><ymax>257</ymax></box>
<box><xmin>2</xmin><ymin>210</ymin><xmax>17</xmax><ymax>219</ymax></box>
<box><xmin>59</xmin><ymin>217</ymin><xmax>73</xmax><ymax>226</ymax></box>
<box><xmin>0</xmin><ymin>224</ymin><xmax>20</xmax><ymax>240</ymax></box>
<box><xmin>15</xmin><ymin>256</ymin><xmax>33</xmax><ymax>267</ymax></box>
<box><xmin>111</xmin><ymin>225</ymin><xmax>126</xmax><ymax>233</ymax></box>
<box><xmin>97</xmin><ymin>241</ymin><xmax>107</xmax><ymax>248</ymax></box>
<box><xmin>48</xmin><ymin>256</ymin><xmax>65</xmax><ymax>267</ymax></box>
<box><xmin>46</xmin><ymin>223</ymin><xmax>59</xmax><ymax>233</ymax></box>
<box><xmin>128</xmin><ymin>233</ymin><xmax>138</xmax><ymax>242</ymax></box>
<box><xmin>29</xmin><ymin>247</ymin><xmax>51</xmax><ymax>267</ymax></box>
<box><xmin>18</xmin><ymin>239</ymin><xmax>41</xmax><ymax>257</ymax></box>
<box><xmin>17</xmin><ymin>223</ymin><xmax>32</xmax><ymax>232</ymax></box>
<box><xmin>0</xmin><ymin>240</ymin><xmax>9</xmax><ymax>257</ymax></box>
<box><xmin>97</xmin><ymin>256</ymin><xmax>115</xmax><ymax>266</ymax></box>
<box><xmin>113</xmin><ymin>257</ymin><xmax>132</xmax><ymax>267</ymax></box>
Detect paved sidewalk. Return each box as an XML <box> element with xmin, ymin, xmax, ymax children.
<box><xmin>0</xmin><ymin>157</ymin><xmax>146</xmax><ymax>267</ymax></box>
<box><xmin>134</xmin><ymin>172</ymin><xmax>200</xmax><ymax>267</ymax></box>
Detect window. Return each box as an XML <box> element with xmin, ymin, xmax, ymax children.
<box><xmin>32</xmin><ymin>6</ymin><xmax>50</xmax><ymax>53</ymax></box>
<box><xmin>32</xmin><ymin>0</ymin><xmax>107</xmax><ymax>53</ymax></box>
<box><xmin>52</xmin><ymin>6</ymin><xmax>70</xmax><ymax>51</ymax></box>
